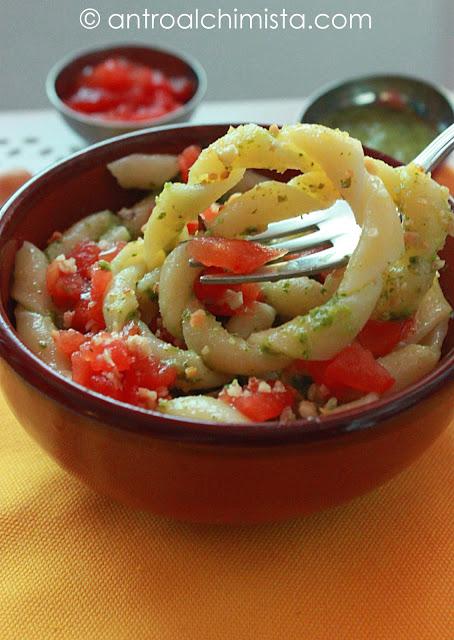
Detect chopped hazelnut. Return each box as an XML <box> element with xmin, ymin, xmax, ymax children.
<box><xmin>279</xmin><ymin>406</ymin><xmax>296</xmax><ymax>424</ymax></box>
<box><xmin>185</xmin><ymin>366</ymin><xmax>199</xmax><ymax>380</ymax></box>
<box><xmin>298</xmin><ymin>400</ymin><xmax>317</xmax><ymax>419</ymax></box>
<box><xmin>55</xmin><ymin>255</ymin><xmax>77</xmax><ymax>274</ymax></box>
<box><xmin>189</xmin><ymin>309</ymin><xmax>206</xmax><ymax>328</ymax></box>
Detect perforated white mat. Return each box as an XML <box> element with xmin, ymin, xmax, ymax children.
<box><xmin>0</xmin><ymin>99</ymin><xmax>305</xmax><ymax>174</ymax></box>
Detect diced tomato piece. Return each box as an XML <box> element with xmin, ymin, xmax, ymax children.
<box><xmin>99</xmin><ymin>241</ymin><xmax>127</xmax><ymax>262</ymax></box>
<box><xmin>129</xmin><ymin>66</ymin><xmax>154</xmax><ymax>93</ymax></box>
<box><xmin>193</xmin><ymin>267</ymin><xmax>261</xmax><ymax>316</ymax></box>
<box><xmin>169</xmin><ymin>77</ymin><xmax>195</xmax><ymax>102</ymax></box>
<box><xmin>120</xmin><ymin>85</ymin><xmax>149</xmax><ymax>109</ymax></box>
<box><xmin>89</xmin><ymin>372</ymin><xmax>124</xmax><ymax>401</ymax></box>
<box><xmin>109</xmin><ymin>101</ymin><xmax>171</xmax><ymax>121</ymax></box>
<box><xmin>69</xmin><ymin>329</ymin><xmax>177</xmax><ymax>407</ymax></box>
<box><xmin>294</xmin><ymin>342</ymin><xmax>395</xmax><ymax>398</ymax></box>
<box><xmin>178</xmin><ymin>145</ymin><xmax>201</xmax><ymax>182</ymax></box>
<box><xmin>188</xmin><ymin>237</ymin><xmax>284</xmax><ymax>275</ymax></box>
<box><xmin>102</xmin><ymin>104</ymin><xmax>136</xmax><ymax>120</ymax></box>
<box><xmin>89</xmin><ymin>269</ymin><xmax>112</xmax><ymax>331</ymax></box>
<box><xmin>291</xmin><ymin>357</ymin><xmax>356</xmax><ymax>401</ymax></box>
<box><xmin>152</xmin><ymin>86</ymin><xmax>177</xmax><ymax>110</ymax></box>
<box><xmin>91</xmin><ymin>268</ymin><xmax>112</xmax><ymax>307</ymax></box>
<box><xmin>53</xmin><ymin>329</ymin><xmax>87</xmax><ymax>358</ymax></box>
<box><xmin>46</xmin><ymin>261</ymin><xmax>86</xmax><ymax>309</ymax></box>
<box><xmin>199</xmin><ymin>204</ymin><xmax>221</xmax><ymax>226</ymax></box>
<box><xmin>83</xmin><ymin>58</ymin><xmax>134</xmax><ymax>93</ymax></box>
<box><xmin>68</xmin><ymin>241</ymin><xmax>101</xmax><ymax>279</ymax></box>
<box><xmin>71</xmin><ymin>299</ymin><xmax>92</xmax><ymax>333</ymax></box>
<box><xmin>220</xmin><ymin>378</ymin><xmax>296</xmax><ymax>422</ymax></box>
<box><xmin>150</xmin><ymin>70</ymin><xmax>172</xmax><ymax>92</ymax></box>
<box><xmin>357</xmin><ymin>317</ymin><xmax>414</xmax><ymax>357</ymax></box>
<box><xmin>106</xmin><ymin>340</ymin><xmax>134</xmax><ymax>371</ymax></box>
<box><xmin>73</xmin><ymin>267</ymin><xmax>112</xmax><ymax>332</ymax></box>
<box><xmin>324</xmin><ymin>343</ymin><xmax>395</xmax><ymax>394</ymax></box>
<box><xmin>234</xmin><ymin>394</ymin><xmax>289</xmax><ymax>422</ymax></box>
<box><xmin>80</xmin><ymin>336</ymin><xmax>132</xmax><ymax>373</ymax></box>
<box><xmin>231</xmin><ymin>393</ymin><xmax>288</xmax><ymax>422</ymax></box>
<box><xmin>71</xmin><ymin>350</ymin><xmax>92</xmax><ymax>386</ymax></box>
<box><xmin>186</xmin><ymin>220</ymin><xmax>200</xmax><ymax>235</ymax></box>
<box><xmin>65</xmin><ymin>87</ymin><xmax>121</xmax><ymax>114</ymax></box>
<box><xmin>293</xmin><ymin>359</ymin><xmax>331</xmax><ymax>385</ymax></box>
<box><xmin>124</xmin><ymin>354</ymin><xmax>177</xmax><ymax>391</ymax></box>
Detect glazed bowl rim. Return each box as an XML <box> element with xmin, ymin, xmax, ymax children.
<box><xmin>0</xmin><ymin>121</ymin><xmax>453</xmax><ymax>447</ymax></box>
<box><xmin>46</xmin><ymin>41</ymin><xmax>207</xmax><ymax>130</ymax></box>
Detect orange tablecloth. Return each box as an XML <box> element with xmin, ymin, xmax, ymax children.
<box><xmin>1</xmin><ymin>391</ymin><xmax>453</xmax><ymax>640</ymax></box>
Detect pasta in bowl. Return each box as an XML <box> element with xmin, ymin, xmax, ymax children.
<box><xmin>12</xmin><ymin>124</ymin><xmax>453</xmax><ymax>424</ymax></box>
<box><xmin>1</xmin><ymin>122</ymin><xmax>453</xmax><ymax>522</ymax></box>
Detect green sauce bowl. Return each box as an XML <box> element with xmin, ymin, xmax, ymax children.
<box><xmin>300</xmin><ymin>74</ymin><xmax>454</xmax><ymax>164</ymax></box>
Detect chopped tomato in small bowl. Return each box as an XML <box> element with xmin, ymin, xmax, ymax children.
<box><xmin>47</xmin><ymin>45</ymin><xmax>206</xmax><ymax>142</ymax></box>
<box><xmin>63</xmin><ymin>56</ymin><xmax>194</xmax><ymax>122</ymax></box>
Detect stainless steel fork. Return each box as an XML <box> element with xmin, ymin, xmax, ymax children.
<box><xmin>194</xmin><ymin>122</ymin><xmax>454</xmax><ymax>285</ymax></box>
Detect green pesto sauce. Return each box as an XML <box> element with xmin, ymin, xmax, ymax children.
<box><xmin>306</xmin><ymin>295</ymin><xmax>350</xmax><ymax>331</ymax></box>
<box><xmin>321</xmin><ymin>105</ymin><xmax>436</xmax><ymax>164</ymax></box>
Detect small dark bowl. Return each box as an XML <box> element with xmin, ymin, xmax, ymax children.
<box><xmin>46</xmin><ymin>43</ymin><xmax>207</xmax><ymax>143</ymax></box>
<box><xmin>1</xmin><ymin>123</ymin><xmax>454</xmax><ymax>524</ymax></box>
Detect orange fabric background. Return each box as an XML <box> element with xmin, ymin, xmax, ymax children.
<box><xmin>1</xmin><ymin>391</ymin><xmax>453</xmax><ymax>640</ymax></box>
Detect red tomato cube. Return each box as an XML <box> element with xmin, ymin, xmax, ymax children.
<box><xmin>188</xmin><ymin>237</ymin><xmax>284</xmax><ymax>274</ymax></box>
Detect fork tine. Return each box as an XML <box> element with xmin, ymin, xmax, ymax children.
<box><xmin>187</xmin><ymin>220</ymin><xmax>336</xmax><ymax>268</ymax></box>
<box><xmin>187</xmin><ymin>214</ymin><xmax>348</xmax><ymax>269</ymax></box>
<box><xmin>199</xmin><ymin>236</ymin><xmax>355</xmax><ymax>284</ymax></box>
<box><xmin>246</xmin><ymin>200</ymin><xmax>351</xmax><ymax>242</ymax></box>
<box><xmin>268</xmin><ymin>219</ymin><xmax>359</xmax><ymax>253</ymax></box>
<box><xmin>245</xmin><ymin>209</ymin><xmax>329</xmax><ymax>242</ymax></box>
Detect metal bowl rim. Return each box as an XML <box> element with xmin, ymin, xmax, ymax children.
<box><xmin>300</xmin><ymin>72</ymin><xmax>454</xmax><ymax>124</ymax></box>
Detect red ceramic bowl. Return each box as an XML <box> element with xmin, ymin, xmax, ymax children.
<box><xmin>1</xmin><ymin>123</ymin><xmax>453</xmax><ymax>524</ymax></box>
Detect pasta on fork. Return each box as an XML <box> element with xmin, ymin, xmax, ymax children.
<box><xmin>12</xmin><ymin>124</ymin><xmax>453</xmax><ymax>423</ymax></box>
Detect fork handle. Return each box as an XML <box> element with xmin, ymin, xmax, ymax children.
<box><xmin>413</xmin><ymin>122</ymin><xmax>454</xmax><ymax>172</ymax></box>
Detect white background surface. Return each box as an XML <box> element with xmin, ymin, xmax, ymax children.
<box><xmin>0</xmin><ymin>0</ymin><xmax>452</xmax><ymax>110</ymax></box>
<box><xmin>1</xmin><ymin>97</ymin><xmax>453</xmax><ymax>175</ymax></box>
<box><xmin>0</xmin><ymin>99</ymin><xmax>305</xmax><ymax>173</ymax></box>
